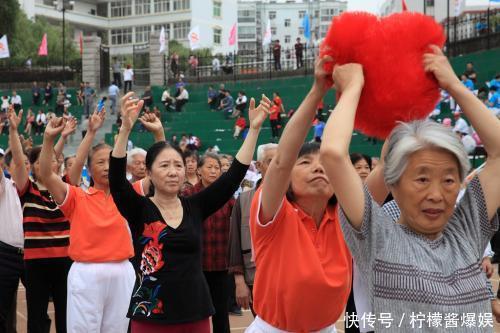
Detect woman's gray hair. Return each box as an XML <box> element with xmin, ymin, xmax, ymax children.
<box><xmin>384</xmin><ymin>120</ymin><xmax>470</xmax><ymax>186</ymax></box>
<box><xmin>257</xmin><ymin>143</ymin><xmax>278</xmax><ymax>161</ymax></box>
<box><xmin>199</xmin><ymin>152</ymin><xmax>221</xmax><ymax>168</ymax></box>
<box><xmin>127</xmin><ymin>148</ymin><xmax>147</xmax><ymax>165</ymax></box>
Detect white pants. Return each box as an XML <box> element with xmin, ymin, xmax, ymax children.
<box><xmin>67</xmin><ymin>260</ymin><xmax>136</xmax><ymax>333</ymax></box>
<box><xmin>245</xmin><ymin>316</ymin><xmax>337</xmax><ymax>333</ymax></box>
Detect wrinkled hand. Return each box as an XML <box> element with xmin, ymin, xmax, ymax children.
<box><xmin>481</xmin><ymin>257</ymin><xmax>494</xmax><ymax>279</ymax></box>
<box><xmin>423</xmin><ymin>45</ymin><xmax>461</xmax><ymax>92</ymax></box>
<box><xmin>313</xmin><ymin>56</ymin><xmax>334</xmax><ymax>94</ymax></box>
<box><xmin>88</xmin><ymin>108</ymin><xmax>106</xmax><ymax>133</ymax></box>
<box><xmin>138</xmin><ymin>112</ymin><xmax>163</xmax><ymax>134</ymax></box>
<box><xmin>248</xmin><ymin>95</ymin><xmax>271</xmax><ymax>130</ymax></box>
<box><xmin>235</xmin><ymin>279</ymin><xmax>252</xmax><ymax>310</ymax></box>
<box><xmin>120</xmin><ymin>92</ymin><xmax>144</xmax><ymax>131</ymax></box>
<box><xmin>61</xmin><ymin>117</ymin><xmax>77</xmax><ymax>138</ymax></box>
<box><xmin>44</xmin><ymin>117</ymin><xmax>66</xmax><ymax>139</ymax></box>
<box><xmin>332</xmin><ymin>63</ymin><xmax>364</xmax><ymax>94</ymax></box>
<box><xmin>7</xmin><ymin>106</ymin><xmax>23</xmax><ymax>131</ymax></box>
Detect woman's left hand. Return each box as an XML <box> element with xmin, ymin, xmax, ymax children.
<box><xmin>44</xmin><ymin>117</ymin><xmax>66</xmax><ymax>139</ymax></box>
<box><xmin>248</xmin><ymin>95</ymin><xmax>271</xmax><ymax>130</ymax></box>
<box><xmin>423</xmin><ymin>45</ymin><xmax>461</xmax><ymax>91</ymax></box>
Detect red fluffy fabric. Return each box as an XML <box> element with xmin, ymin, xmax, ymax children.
<box><xmin>320</xmin><ymin>12</ymin><xmax>445</xmax><ymax>138</ymax></box>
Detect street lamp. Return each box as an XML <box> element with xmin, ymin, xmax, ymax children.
<box><xmin>53</xmin><ymin>0</ymin><xmax>74</xmax><ymax>84</ymax></box>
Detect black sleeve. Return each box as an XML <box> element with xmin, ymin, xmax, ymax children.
<box><xmin>109</xmin><ymin>154</ymin><xmax>146</xmax><ymax>229</ymax></box>
<box><xmin>189</xmin><ymin>158</ymin><xmax>248</xmax><ymax>220</ymax></box>
<box><xmin>228</xmin><ymin>197</ymin><xmax>244</xmax><ymax>273</ymax></box>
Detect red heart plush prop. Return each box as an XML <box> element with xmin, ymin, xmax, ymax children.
<box><xmin>320</xmin><ymin>12</ymin><xmax>445</xmax><ymax>139</ymax></box>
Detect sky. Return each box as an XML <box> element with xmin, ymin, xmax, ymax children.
<box><xmin>347</xmin><ymin>0</ymin><xmax>493</xmax><ymax>14</ymax></box>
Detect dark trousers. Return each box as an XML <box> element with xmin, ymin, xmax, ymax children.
<box><xmin>296</xmin><ymin>53</ymin><xmax>303</xmax><ymax>68</ymax></box>
<box><xmin>25</xmin><ymin>257</ymin><xmax>72</xmax><ymax>333</ymax></box>
<box><xmin>204</xmin><ymin>271</ymin><xmax>230</xmax><ymax>333</ymax></box>
<box><xmin>113</xmin><ymin>73</ymin><xmax>122</xmax><ymax>88</ymax></box>
<box><xmin>274</xmin><ymin>58</ymin><xmax>281</xmax><ymax>71</ymax></box>
<box><xmin>270</xmin><ymin>119</ymin><xmax>280</xmax><ymax>138</ymax></box>
<box><xmin>175</xmin><ymin>99</ymin><xmax>187</xmax><ymax>112</ymax></box>
<box><xmin>0</xmin><ymin>242</ymin><xmax>24</xmax><ymax>333</ymax></box>
<box><xmin>32</xmin><ymin>95</ymin><xmax>40</xmax><ymax>106</ymax></box>
<box><xmin>124</xmin><ymin>81</ymin><xmax>132</xmax><ymax>94</ymax></box>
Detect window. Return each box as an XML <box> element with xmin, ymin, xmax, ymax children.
<box><xmin>298</xmin><ymin>27</ymin><xmax>304</xmax><ymax>35</ymax></box>
<box><xmin>284</xmin><ymin>19</ymin><xmax>291</xmax><ymax>27</ymax></box>
<box><xmin>111</xmin><ymin>28</ymin><xmax>133</xmax><ymax>45</ymax></box>
<box><xmin>425</xmin><ymin>0</ymin><xmax>434</xmax><ymax>6</ymax></box>
<box><xmin>96</xmin><ymin>3</ymin><xmax>108</xmax><ymax>17</ymax></box>
<box><xmin>173</xmin><ymin>21</ymin><xmax>190</xmax><ymax>39</ymax></box>
<box><xmin>135</xmin><ymin>25</ymin><xmax>151</xmax><ymax>43</ymax></box>
<box><xmin>173</xmin><ymin>0</ymin><xmax>190</xmax><ymax>11</ymax></box>
<box><xmin>154</xmin><ymin>24</ymin><xmax>171</xmax><ymax>38</ymax></box>
<box><xmin>213</xmin><ymin>1</ymin><xmax>222</xmax><ymax>17</ymax></box>
<box><xmin>299</xmin><ymin>11</ymin><xmax>306</xmax><ymax>19</ymax></box>
<box><xmin>135</xmin><ymin>0</ymin><xmax>151</xmax><ymax>14</ymax></box>
<box><xmin>285</xmin><ymin>35</ymin><xmax>291</xmax><ymax>43</ymax></box>
<box><xmin>314</xmin><ymin>10</ymin><xmax>319</xmax><ymax>18</ymax></box>
<box><xmin>238</xmin><ymin>10</ymin><xmax>255</xmax><ymax>22</ymax></box>
<box><xmin>238</xmin><ymin>26</ymin><xmax>255</xmax><ymax>39</ymax></box>
<box><xmin>213</xmin><ymin>27</ymin><xmax>222</xmax><ymax>44</ymax></box>
<box><xmin>269</xmin><ymin>11</ymin><xmax>276</xmax><ymax>19</ymax></box>
<box><xmin>154</xmin><ymin>0</ymin><xmax>170</xmax><ymax>13</ymax></box>
<box><xmin>110</xmin><ymin>0</ymin><xmax>132</xmax><ymax>17</ymax></box>
<box><xmin>271</xmin><ymin>27</ymin><xmax>276</xmax><ymax>35</ymax></box>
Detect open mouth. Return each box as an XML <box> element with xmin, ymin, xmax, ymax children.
<box><xmin>422</xmin><ymin>208</ymin><xmax>444</xmax><ymax>219</ymax></box>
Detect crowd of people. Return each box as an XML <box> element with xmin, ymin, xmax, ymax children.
<box><xmin>0</xmin><ymin>45</ymin><xmax>499</xmax><ymax>333</ymax></box>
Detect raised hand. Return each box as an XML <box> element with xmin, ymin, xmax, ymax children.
<box><xmin>313</xmin><ymin>56</ymin><xmax>334</xmax><ymax>94</ymax></box>
<box><xmin>44</xmin><ymin>117</ymin><xmax>66</xmax><ymax>139</ymax></box>
<box><xmin>423</xmin><ymin>45</ymin><xmax>461</xmax><ymax>92</ymax></box>
<box><xmin>138</xmin><ymin>112</ymin><xmax>163</xmax><ymax>133</ymax></box>
<box><xmin>88</xmin><ymin>108</ymin><xmax>106</xmax><ymax>133</ymax></box>
<box><xmin>8</xmin><ymin>106</ymin><xmax>23</xmax><ymax>131</ymax></box>
<box><xmin>332</xmin><ymin>63</ymin><xmax>364</xmax><ymax>94</ymax></box>
<box><xmin>62</xmin><ymin>117</ymin><xmax>77</xmax><ymax>138</ymax></box>
<box><xmin>248</xmin><ymin>94</ymin><xmax>271</xmax><ymax>130</ymax></box>
<box><xmin>120</xmin><ymin>92</ymin><xmax>144</xmax><ymax>131</ymax></box>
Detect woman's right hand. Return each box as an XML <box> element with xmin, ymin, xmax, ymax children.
<box><xmin>120</xmin><ymin>92</ymin><xmax>144</xmax><ymax>132</ymax></box>
<box><xmin>44</xmin><ymin>117</ymin><xmax>66</xmax><ymax>139</ymax></box>
<box><xmin>7</xmin><ymin>106</ymin><xmax>23</xmax><ymax>131</ymax></box>
<box><xmin>312</xmin><ymin>56</ymin><xmax>334</xmax><ymax>95</ymax></box>
<box><xmin>332</xmin><ymin>63</ymin><xmax>365</xmax><ymax>94</ymax></box>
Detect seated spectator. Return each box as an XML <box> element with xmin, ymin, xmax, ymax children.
<box><xmin>464</xmin><ymin>62</ymin><xmax>477</xmax><ymax>83</ymax></box>
<box><xmin>207</xmin><ymin>86</ymin><xmax>218</xmax><ymax>110</ymax></box>
<box><xmin>487</xmin><ymin>86</ymin><xmax>500</xmax><ymax>116</ymax></box>
<box><xmin>175</xmin><ymin>86</ymin><xmax>189</xmax><ymax>112</ymax></box>
<box><xmin>461</xmin><ymin>74</ymin><xmax>474</xmax><ymax>91</ymax></box>
<box><xmin>24</xmin><ymin>108</ymin><xmax>35</xmax><ymax>136</ymax></box>
<box><xmin>457</xmin><ymin>131</ymin><xmax>477</xmax><ymax>154</ymax></box>
<box><xmin>35</xmin><ymin>109</ymin><xmax>47</xmax><ymax>136</ymax></box>
<box><xmin>234</xmin><ymin>114</ymin><xmax>247</xmax><ymax>139</ymax></box>
<box><xmin>141</xmin><ymin>86</ymin><xmax>154</xmax><ymax>109</ymax></box>
<box><xmin>1</xmin><ymin>96</ymin><xmax>9</xmax><ymax>113</ymax></box>
<box><xmin>453</xmin><ymin>111</ymin><xmax>470</xmax><ymax>134</ymax></box>
<box><xmin>161</xmin><ymin>87</ymin><xmax>174</xmax><ymax>111</ymax></box>
<box><xmin>56</xmin><ymin>92</ymin><xmax>65</xmax><ymax>116</ymax></box>
<box><xmin>219</xmin><ymin>90</ymin><xmax>234</xmax><ymax>119</ymax></box>
<box><xmin>233</xmin><ymin>91</ymin><xmax>248</xmax><ymax>118</ymax></box>
<box><xmin>10</xmin><ymin>90</ymin><xmax>22</xmax><ymax>111</ymax></box>
<box><xmin>43</xmin><ymin>82</ymin><xmax>53</xmax><ymax>105</ymax></box>
<box><xmin>488</xmin><ymin>74</ymin><xmax>500</xmax><ymax>91</ymax></box>
<box><xmin>32</xmin><ymin>81</ymin><xmax>40</xmax><ymax>106</ymax></box>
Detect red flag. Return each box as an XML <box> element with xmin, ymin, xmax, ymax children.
<box><xmin>79</xmin><ymin>32</ymin><xmax>83</xmax><ymax>56</ymax></box>
<box><xmin>402</xmin><ymin>0</ymin><xmax>408</xmax><ymax>11</ymax></box>
<box><xmin>38</xmin><ymin>33</ymin><xmax>48</xmax><ymax>56</ymax></box>
<box><xmin>228</xmin><ymin>23</ymin><xmax>237</xmax><ymax>46</ymax></box>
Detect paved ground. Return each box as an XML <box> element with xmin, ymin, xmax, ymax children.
<box><xmin>13</xmin><ymin>266</ymin><xmax>500</xmax><ymax>333</ymax></box>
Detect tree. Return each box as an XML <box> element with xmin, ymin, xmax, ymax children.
<box><xmin>0</xmin><ymin>0</ymin><xmax>19</xmax><ymax>39</ymax></box>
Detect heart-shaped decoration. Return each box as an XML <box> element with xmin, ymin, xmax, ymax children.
<box><xmin>320</xmin><ymin>12</ymin><xmax>445</xmax><ymax>139</ymax></box>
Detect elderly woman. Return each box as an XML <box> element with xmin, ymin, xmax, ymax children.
<box><xmin>320</xmin><ymin>45</ymin><xmax>500</xmax><ymax>332</ymax></box>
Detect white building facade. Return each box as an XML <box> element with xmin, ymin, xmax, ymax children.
<box><xmin>237</xmin><ymin>0</ymin><xmax>347</xmax><ymax>59</ymax></box>
<box><xmin>18</xmin><ymin>0</ymin><xmax>237</xmax><ymax>56</ymax></box>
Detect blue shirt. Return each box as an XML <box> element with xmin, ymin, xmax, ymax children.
<box><xmin>108</xmin><ymin>84</ymin><xmax>119</xmax><ymax>96</ymax></box>
<box><xmin>314</xmin><ymin>121</ymin><xmax>325</xmax><ymax>138</ymax></box>
<box><xmin>84</xmin><ymin>87</ymin><xmax>95</xmax><ymax>97</ymax></box>
<box><xmin>208</xmin><ymin>90</ymin><xmax>217</xmax><ymax>99</ymax></box>
<box><xmin>489</xmin><ymin>79</ymin><xmax>500</xmax><ymax>90</ymax></box>
<box><xmin>489</xmin><ymin>92</ymin><xmax>500</xmax><ymax>108</ymax></box>
<box><xmin>462</xmin><ymin>79</ymin><xmax>474</xmax><ymax>91</ymax></box>
<box><xmin>222</xmin><ymin>96</ymin><xmax>234</xmax><ymax>111</ymax></box>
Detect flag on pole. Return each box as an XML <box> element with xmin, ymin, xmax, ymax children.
<box><xmin>0</xmin><ymin>35</ymin><xmax>10</xmax><ymax>59</ymax></box>
<box><xmin>402</xmin><ymin>0</ymin><xmax>408</xmax><ymax>11</ymax></box>
<box><xmin>229</xmin><ymin>23</ymin><xmax>237</xmax><ymax>46</ymax></box>
<box><xmin>159</xmin><ymin>26</ymin><xmax>166</xmax><ymax>53</ymax></box>
<box><xmin>188</xmin><ymin>26</ymin><xmax>200</xmax><ymax>50</ymax></box>
<box><xmin>454</xmin><ymin>0</ymin><xmax>463</xmax><ymax>15</ymax></box>
<box><xmin>38</xmin><ymin>33</ymin><xmax>48</xmax><ymax>56</ymax></box>
<box><xmin>302</xmin><ymin>13</ymin><xmax>311</xmax><ymax>41</ymax></box>
<box><xmin>79</xmin><ymin>32</ymin><xmax>83</xmax><ymax>56</ymax></box>
<box><xmin>262</xmin><ymin>19</ymin><xmax>272</xmax><ymax>46</ymax></box>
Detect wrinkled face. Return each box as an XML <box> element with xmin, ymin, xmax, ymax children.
<box><xmin>290</xmin><ymin>152</ymin><xmax>333</xmax><ymax>202</ymax></box>
<box><xmin>199</xmin><ymin>157</ymin><xmax>221</xmax><ymax>186</ymax></box>
<box><xmin>129</xmin><ymin>154</ymin><xmax>146</xmax><ymax>181</ymax></box>
<box><xmin>391</xmin><ymin>148</ymin><xmax>461</xmax><ymax>239</ymax></box>
<box><xmin>256</xmin><ymin>148</ymin><xmax>277</xmax><ymax>179</ymax></box>
<box><xmin>220</xmin><ymin>157</ymin><xmax>231</xmax><ymax>173</ymax></box>
<box><xmin>90</xmin><ymin>148</ymin><xmax>112</xmax><ymax>187</ymax></box>
<box><xmin>148</xmin><ymin>148</ymin><xmax>185</xmax><ymax>195</ymax></box>
<box><xmin>33</xmin><ymin>154</ymin><xmax>59</xmax><ymax>180</ymax></box>
<box><xmin>185</xmin><ymin>156</ymin><xmax>198</xmax><ymax>175</ymax></box>
<box><xmin>354</xmin><ymin>159</ymin><xmax>371</xmax><ymax>182</ymax></box>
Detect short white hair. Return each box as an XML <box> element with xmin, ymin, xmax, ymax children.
<box><xmin>384</xmin><ymin>120</ymin><xmax>470</xmax><ymax>186</ymax></box>
<box><xmin>127</xmin><ymin>148</ymin><xmax>147</xmax><ymax>165</ymax></box>
<box><xmin>256</xmin><ymin>143</ymin><xmax>278</xmax><ymax>161</ymax></box>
